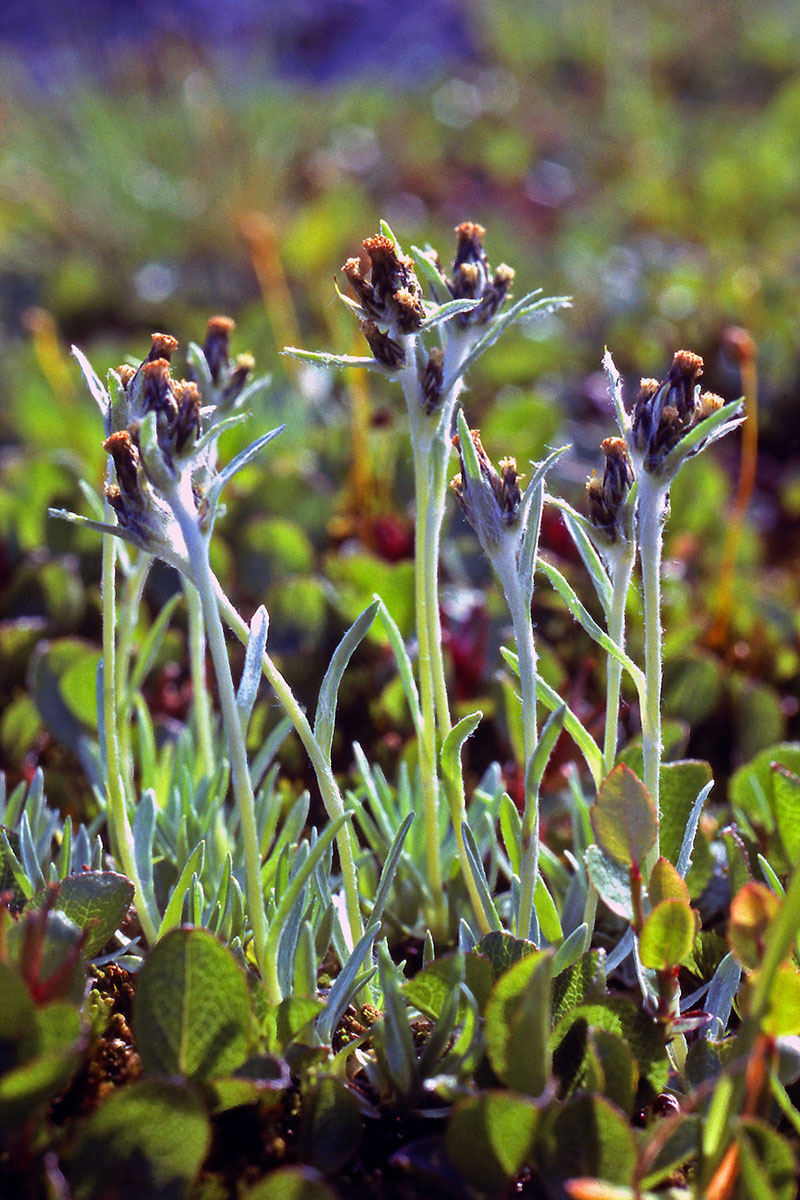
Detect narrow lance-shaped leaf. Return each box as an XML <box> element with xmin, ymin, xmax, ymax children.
<box><xmin>659</xmin><ymin>399</ymin><xmax>744</xmax><ymax>478</ymax></box>
<box><xmin>545</xmin><ymin>494</ymin><xmax>614</xmax><ymax>618</ymax></box>
<box><xmin>418</xmin><ymin>297</ymin><xmax>481</xmax><ymax>330</ymax></box>
<box><xmin>441</xmin><ymin>710</ymin><xmax>483</xmax><ymax>823</ymax></box>
<box><xmin>502</xmin><ymin>649</ymin><xmax>604</xmax><ymax>788</ymax></box>
<box><xmin>158</xmin><ymin>841</ymin><xmax>206</xmax><ymax>938</ymax></box>
<box><xmin>524</xmin><ymin>704</ymin><xmax>566</xmax><ymax>815</ymax></box>
<box><xmin>203</xmin><ymin>425</ymin><xmax>285</xmax><ymax>524</ymax></box>
<box><xmin>462</xmin><ymin>823</ymin><xmax>503</xmax><ymax>932</ymax></box>
<box><xmin>455</xmin><ymin>291</ymin><xmax>571</xmax><ymax>381</ymax></box>
<box><xmin>379</xmin><ymin>218</ymin><xmax>401</xmax><ymax>248</ymax></box>
<box><xmin>237</xmin><ymin>606</ymin><xmax>269</xmax><ymax>735</ymax></box>
<box><xmin>376</xmin><ymin>942</ymin><xmax>417</xmax><ymax>1097</ymax></box>
<box><xmin>133</xmin><ymin>789</ymin><xmax>158</xmax><ymax>924</ymax></box>
<box><xmin>282</xmin><ymin>347</ymin><xmax>381</xmax><ymax>372</ymax></box>
<box><xmin>72</xmin><ymin>345</ymin><xmax>110</xmax><ymax>418</ymax></box>
<box><xmin>314</xmin><ymin>600</ymin><xmax>379</xmax><ymax>761</ymax></box>
<box><xmin>316</xmin><ymin>921</ymin><xmax>381</xmax><ymax>1045</ymax></box>
<box><xmin>602</xmin><ymin>348</ymin><xmax>631</xmax><ymax>438</ymax></box>
<box><xmin>185</xmin><ymin>341</ymin><xmax>214</xmax><ymax>394</ymax></box>
<box><xmin>676</xmin><ymin>779</ymin><xmax>714</xmax><ymax>879</ymax></box>
<box><xmin>373</xmin><ymin>595</ymin><xmax>422</xmax><ymax>736</ymax></box>
<box><xmin>368</xmin><ymin>812</ymin><xmax>414</xmax><ymax>929</ymax></box>
<box><xmin>539</xmin><ymin>559</ymin><xmax>646</xmax><ymax>706</ymax></box>
<box><xmin>518</xmin><ymin>444</ymin><xmax>570</xmax><ymax>606</ymax></box>
<box><xmin>264</xmin><ymin>813</ymin><xmax>353</xmax><ymax>985</ymax></box>
<box><xmin>409</xmin><ymin>245</ymin><xmax>448</xmax><ymax>298</ymax></box>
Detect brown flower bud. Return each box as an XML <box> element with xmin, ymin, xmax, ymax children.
<box><xmin>141</xmin><ymin>359</ymin><xmax>177</xmax><ymax>422</ymax></box>
<box><xmin>203</xmin><ymin>315</ymin><xmax>235</xmax><ymax>383</ymax></box>
<box><xmin>222</xmin><ymin>353</ymin><xmax>255</xmax><ymax>405</ymax></box>
<box><xmin>448</xmin><ymin>221</ymin><xmax>514</xmax><ymax>326</ymax></box>
<box><xmin>422</xmin><ymin>348</ymin><xmax>445</xmax><ymax>413</ymax></box>
<box><xmin>104</xmin><ymin>430</ymin><xmax>143</xmax><ymax>503</ymax></box>
<box><xmin>116</xmin><ymin>364</ymin><xmax>136</xmax><ymax>389</ymax></box>
<box><xmin>361</xmin><ymin>320</ymin><xmax>405</xmax><ymax>370</ymax></box>
<box><xmin>172</xmin><ymin>381</ymin><xmax>202</xmax><ymax>452</ymax></box>
<box><xmin>147</xmin><ymin>332</ymin><xmax>179</xmax><ymax>363</ymax></box>
<box><xmin>587</xmin><ymin>437</ymin><xmax>633</xmax><ymax>540</ymax></box>
<box><xmin>664</xmin><ymin>349</ymin><xmax>704</xmax><ymax>421</ymax></box>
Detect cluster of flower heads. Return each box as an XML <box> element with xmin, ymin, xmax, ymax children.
<box><xmin>450</xmin><ymin>427</ymin><xmax>522</xmax><ymax>550</ymax></box>
<box><xmin>631</xmin><ymin>349</ymin><xmax>724</xmax><ymax>476</ymax></box>
<box><xmin>103</xmin><ymin>317</ymin><xmax>254</xmax><ymax>549</ymax></box>
<box><xmin>343</xmin><ymin>223</ymin><xmax>516</xmax><ymax>398</ymax></box>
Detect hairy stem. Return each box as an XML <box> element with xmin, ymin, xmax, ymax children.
<box><xmin>101</xmin><ymin>512</ymin><xmax>159</xmax><ymax>945</ymax></box>
<box><xmin>214</xmin><ymin>589</ymin><xmax>364</xmax><ymax>954</ymax></box>
<box><xmin>183</xmin><ymin>577</ymin><xmax>215</xmax><ymax>781</ymax></box>
<box><xmin>497</xmin><ymin>557</ymin><xmax>540</xmax><ymax>939</ymax></box>
<box><xmin>167</xmin><ymin>480</ymin><xmax>274</xmax><ymax>998</ymax></box>
<box><xmin>602</xmin><ymin>547</ymin><xmax>635</xmax><ymax>774</ymax></box>
<box><xmin>637</xmin><ymin>474</ymin><xmax>665</xmax><ymax>872</ymax></box>
<box><xmin>115</xmin><ymin>552</ymin><xmax>151</xmax><ymax>797</ymax></box>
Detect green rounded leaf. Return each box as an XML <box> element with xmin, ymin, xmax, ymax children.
<box><xmin>648</xmin><ymin>857</ymin><xmax>690</xmax><ymax>906</ymax></box>
<box><xmin>240</xmin><ymin>1167</ymin><xmax>337</xmax><ymax>1200</ymax></box>
<box><xmin>31</xmin><ymin>872</ymin><xmax>134</xmax><ymax>957</ymax></box>
<box><xmin>298</xmin><ymin>1077</ymin><xmax>362</xmax><ymax>1174</ymax></box>
<box><xmin>591</xmin><ymin>765</ymin><xmax>657</xmax><ymax>867</ymax></box>
<box><xmin>737</xmin><ymin>1117</ymin><xmax>796</xmax><ymax>1200</ymax></box>
<box><xmin>475</xmin><ymin>931</ymin><xmax>538</xmax><ymax>981</ymax></box>
<box><xmin>639</xmin><ymin>899</ymin><xmax>697</xmax><ymax>971</ymax></box>
<box><xmin>134</xmin><ymin>928</ymin><xmax>254</xmax><ymax>1080</ymax></box>
<box><xmin>538</xmin><ymin>1093</ymin><xmax>636</xmax><ymax>1186</ymax></box>
<box><xmin>69</xmin><ymin>1079</ymin><xmax>211</xmax><ymax>1200</ymax></box>
<box><xmin>552</xmin><ymin>998</ymin><xmax>669</xmax><ymax>1099</ymax></box>
<box><xmin>446</xmin><ymin>1091</ymin><xmax>539</xmax><ymax>1196</ymax></box>
<box><xmin>484</xmin><ymin>950</ymin><xmax>552</xmax><ymax>1097</ymax></box>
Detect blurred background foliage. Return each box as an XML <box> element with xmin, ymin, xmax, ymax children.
<box><xmin>0</xmin><ymin>0</ymin><xmax>798</xmax><ymax>805</ymax></box>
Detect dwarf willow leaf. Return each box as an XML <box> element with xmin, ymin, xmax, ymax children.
<box><xmin>639</xmin><ymin>899</ymin><xmax>696</xmax><ymax>971</ymax></box>
<box><xmin>485</xmin><ymin>949</ymin><xmax>552</xmax><ymax>1097</ymax></box>
<box><xmin>446</xmin><ymin>1092</ymin><xmax>539</xmax><ymax>1197</ymax></box>
<box><xmin>69</xmin><ymin>1079</ymin><xmax>211</xmax><ymax>1200</ymax></box>
<box><xmin>134</xmin><ymin>928</ymin><xmax>254</xmax><ymax>1080</ymax></box>
<box><xmin>30</xmin><ymin>871</ymin><xmax>134</xmax><ymax>957</ymax></box>
<box><xmin>591</xmin><ymin>765</ymin><xmax>658</xmax><ymax>868</ymax></box>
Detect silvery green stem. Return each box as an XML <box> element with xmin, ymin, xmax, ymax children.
<box><xmin>214</xmin><ymin>588</ymin><xmax>364</xmax><ymax>955</ymax></box>
<box><xmin>402</xmin><ymin>354</ymin><xmax>447</xmax><ymax>933</ymax></box>
<box><xmin>400</xmin><ymin>330</ymin><xmax>475</xmax><ymax>934</ymax></box>
<box><xmin>602</xmin><ymin>547</ymin><xmax>636</xmax><ymax>774</ymax></box>
<box><xmin>494</xmin><ymin>550</ymin><xmax>539</xmax><ymax>939</ymax></box>
<box><xmin>637</xmin><ymin>473</ymin><xmax>665</xmax><ymax>872</ymax></box>
<box><xmin>101</xmin><ymin>513</ymin><xmax>159</xmax><ymax>946</ymax></box>
<box><xmin>183</xmin><ymin>577</ymin><xmax>215</xmax><ymax>781</ymax></box>
<box><xmin>166</xmin><ymin>479</ymin><xmax>274</xmax><ymax>998</ymax></box>
<box><xmin>115</xmin><ymin>552</ymin><xmax>151</xmax><ymax>796</ymax></box>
